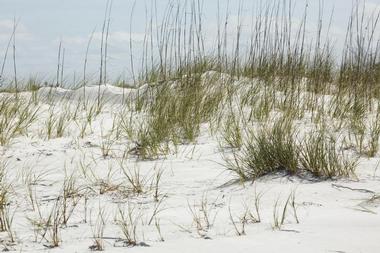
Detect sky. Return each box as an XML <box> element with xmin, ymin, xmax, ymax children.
<box><xmin>0</xmin><ymin>0</ymin><xmax>379</xmax><ymax>83</ymax></box>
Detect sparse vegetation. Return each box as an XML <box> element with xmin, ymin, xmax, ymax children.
<box><xmin>0</xmin><ymin>96</ymin><xmax>39</xmax><ymax>146</ymax></box>
<box><xmin>116</xmin><ymin>204</ymin><xmax>140</xmax><ymax>247</ymax></box>
<box><xmin>89</xmin><ymin>207</ymin><xmax>107</xmax><ymax>251</ymax></box>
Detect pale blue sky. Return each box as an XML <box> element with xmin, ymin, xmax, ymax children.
<box><xmin>0</xmin><ymin>0</ymin><xmax>379</xmax><ymax>81</ymax></box>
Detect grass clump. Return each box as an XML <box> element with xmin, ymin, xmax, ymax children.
<box><xmin>226</xmin><ymin>120</ymin><xmax>298</xmax><ymax>180</ymax></box>
<box><xmin>0</xmin><ymin>96</ymin><xmax>39</xmax><ymax>146</ymax></box>
<box><xmin>300</xmin><ymin>132</ymin><xmax>357</xmax><ymax>178</ymax></box>
<box><xmin>220</xmin><ymin>112</ymin><xmax>242</xmax><ymax>149</ymax></box>
<box><xmin>367</xmin><ymin>110</ymin><xmax>380</xmax><ymax>157</ymax></box>
<box><xmin>124</xmin><ymin>72</ymin><xmax>226</xmax><ymax>159</ymax></box>
<box><xmin>226</xmin><ymin>120</ymin><xmax>357</xmax><ymax>181</ymax></box>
